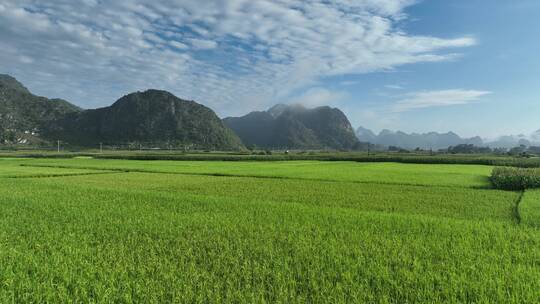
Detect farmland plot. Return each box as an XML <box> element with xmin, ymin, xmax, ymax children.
<box><xmin>0</xmin><ymin>158</ymin><xmax>538</xmax><ymax>303</ymax></box>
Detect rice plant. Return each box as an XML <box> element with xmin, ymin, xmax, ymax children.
<box><xmin>0</xmin><ymin>158</ymin><xmax>538</xmax><ymax>302</ymax></box>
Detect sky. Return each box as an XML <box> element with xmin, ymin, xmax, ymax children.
<box><xmin>1</xmin><ymin>0</ymin><xmax>539</xmax><ymax>139</ymax></box>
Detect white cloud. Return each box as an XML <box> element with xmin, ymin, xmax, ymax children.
<box><xmin>187</xmin><ymin>38</ymin><xmax>218</xmax><ymax>50</ymax></box>
<box><xmin>169</xmin><ymin>41</ymin><xmax>188</xmax><ymax>50</ymax></box>
<box><xmin>384</xmin><ymin>84</ymin><xmax>404</xmax><ymax>90</ymax></box>
<box><xmin>392</xmin><ymin>89</ymin><xmax>491</xmax><ymax>112</ymax></box>
<box><xmin>18</xmin><ymin>55</ymin><xmax>34</xmax><ymax>64</ymax></box>
<box><xmin>288</xmin><ymin>87</ymin><xmax>348</xmax><ymax>108</ymax></box>
<box><xmin>0</xmin><ymin>0</ymin><xmax>476</xmax><ymax>116</ymax></box>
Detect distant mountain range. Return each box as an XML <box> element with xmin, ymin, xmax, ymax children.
<box><xmin>223</xmin><ymin>104</ymin><xmax>360</xmax><ymax>150</ymax></box>
<box><xmin>356</xmin><ymin>126</ymin><xmax>540</xmax><ymax>150</ymax></box>
<box><xmin>0</xmin><ymin>74</ymin><xmax>243</xmax><ymax>149</ymax></box>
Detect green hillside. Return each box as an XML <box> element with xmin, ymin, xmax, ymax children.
<box><xmin>224</xmin><ymin>104</ymin><xmax>360</xmax><ymax>150</ymax></box>
<box><xmin>46</xmin><ymin>90</ymin><xmax>244</xmax><ymax>150</ymax></box>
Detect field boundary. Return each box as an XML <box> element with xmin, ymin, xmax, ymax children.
<box><xmin>514</xmin><ymin>191</ymin><xmax>525</xmax><ymax>224</ymax></box>
<box><xmin>20</xmin><ymin>164</ymin><xmax>492</xmax><ymax>189</ymax></box>
<box><xmin>3</xmin><ymin>171</ymin><xmax>122</xmax><ymax>179</ymax></box>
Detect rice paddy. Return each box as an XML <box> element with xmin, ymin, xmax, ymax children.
<box><xmin>0</xmin><ymin>158</ymin><xmax>539</xmax><ymax>302</ymax></box>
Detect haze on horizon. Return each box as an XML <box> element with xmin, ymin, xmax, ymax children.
<box><xmin>1</xmin><ymin>0</ymin><xmax>538</xmax><ymax>139</ymax></box>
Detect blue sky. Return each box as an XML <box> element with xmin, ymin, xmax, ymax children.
<box><xmin>1</xmin><ymin>0</ymin><xmax>538</xmax><ymax>138</ymax></box>
<box><xmin>343</xmin><ymin>0</ymin><xmax>540</xmax><ymax>138</ymax></box>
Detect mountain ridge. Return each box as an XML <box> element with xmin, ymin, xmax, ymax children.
<box><xmin>1</xmin><ymin>75</ymin><xmax>243</xmax><ymax>149</ymax></box>
<box><xmin>45</xmin><ymin>89</ymin><xmax>244</xmax><ymax>149</ymax></box>
<box><xmin>356</xmin><ymin>127</ymin><xmax>484</xmax><ymax>150</ymax></box>
<box><xmin>4</xmin><ymin>73</ymin><xmax>538</xmax><ymax>151</ymax></box>
<box><xmin>357</xmin><ymin>126</ymin><xmax>540</xmax><ymax>150</ymax></box>
<box><xmin>0</xmin><ymin>74</ymin><xmax>82</xmax><ymax>144</ymax></box>
<box><xmin>224</xmin><ymin>104</ymin><xmax>360</xmax><ymax>150</ymax></box>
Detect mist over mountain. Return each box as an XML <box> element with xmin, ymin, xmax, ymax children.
<box><xmin>224</xmin><ymin>104</ymin><xmax>360</xmax><ymax>150</ymax></box>
<box><xmin>356</xmin><ymin>127</ymin><xmax>483</xmax><ymax>150</ymax></box>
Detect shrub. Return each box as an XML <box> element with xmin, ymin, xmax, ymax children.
<box><xmin>490</xmin><ymin>167</ymin><xmax>540</xmax><ymax>190</ymax></box>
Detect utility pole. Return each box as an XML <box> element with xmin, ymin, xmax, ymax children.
<box><xmin>57</xmin><ymin>140</ymin><xmax>60</xmax><ymax>153</ymax></box>
<box><xmin>100</xmin><ymin>142</ymin><xmax>103</xmax><ymax>153</ymax></box>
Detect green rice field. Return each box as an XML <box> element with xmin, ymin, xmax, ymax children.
<box><xmin>0</xmin><ymin>158</ymin><xmax>539</xmax><ymax>302</ymax></box>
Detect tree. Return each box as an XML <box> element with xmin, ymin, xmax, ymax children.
<box><xmin>448</xmin><ymin>144</ymin><xmax>492</xmax><ymax>154</ymax></box>
<box><xmin>527</xmin><ymin>146</ymin><xmax>540</xmax><ymax>155</ymax></box>
<box><xmin>509</xmin><ymin>145</ymin><xmax>528</xmax><ymax>156</ymax></box>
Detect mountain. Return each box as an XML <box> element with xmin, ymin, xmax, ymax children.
<box><xmin>355</xmin><ymin>126</ymin><xmax>377</xmax><ymax>143</ymax></box>
<box><xmin>357</xmin><ymin>127</ymin><xmax>484</xmax><ymax>150</ymax></box>
<box><xmin>0</xmin><ymin>74</ymin><xmax>81</xmax><ymax>144</ymax></box>
<box><xmin>223</xmin><ymin>104</ymin><xmax>360</xmax><ymax>150</ymax></box>
<box><xmin>46</xmin><ymin>90</ymin><xmax>244</xmax><ymax>149</ymax></box>
<box><xmin>0</xmin><ymin>74</ymin><xmax>243</xmax><ymax>149</ymax></box>
<box><xmin>267</xmin><ymin>104</ymin><xmax>289</xmax><ymax>118</ymax></box>
<box><xmin>356</xmin><ymin>126</ymin><xmax>540</xmax><ymax>150</ymax></box>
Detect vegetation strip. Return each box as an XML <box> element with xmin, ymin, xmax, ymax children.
<box><xmin>490</xmin><ymin>167</ymin><xmax>540</xmax><ymax>190</ymax></box>
<box><xmin>93</xmin><ymin>154</ymin><xmax>540</xmax><ymax>167</ymax></box>
<box><xmin>2</xmin><ymin>152</ymin><xmax>540</xmax><ymax>168</ymax></box>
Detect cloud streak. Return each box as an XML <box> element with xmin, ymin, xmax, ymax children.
<box><xmin>0</xmin><ymin>0</ymin><xmax>476</xmax><ymax>116</ymax></box>
<box><xmin>392</xmin><ymin>89</ymin><xmax>491</xmax><ymax>112</ymax></box>
<box><xmin>288</xmin><ymin>88</ymin><xmax>349</xmax><ymax>108</ymax></box>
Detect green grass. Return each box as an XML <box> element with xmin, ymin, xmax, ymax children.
<box><xmin>0</xmin><ymin>158</ymin><xmax>539</xmax><ymax>302</ymax></box>
<box><xmin>0</xmin><ymin>158</ymin><xmax>110</xmax><ymax>177</ymax></box>
<box><xmin>16</xmin><ymin>172</ymin><xmax>517</xmax><ymax>222</ymax></box>
<box><xmin>520</xmin><ymin>190</ymin><xmax>540</xmax><ymax>228</ymax></box>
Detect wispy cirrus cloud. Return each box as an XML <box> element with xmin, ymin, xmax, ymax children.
<box><xmin>0</xmin><ymin>0</ymin><xmax>476</xmax><ymax>116</ymax></box>
<box><xmin>392</xmin><ymin>89</ymin><xmax>491</xmax><ymax>112</ymax></box>
<box><xmin>288</xmin><ymin>87</ymin><xmax>349</xmax><ymax>108</ymax></box>
<box><xmin>384</xmin><ymin>84</ymin><xmax>404</xmax><ymax>90</ymax></box>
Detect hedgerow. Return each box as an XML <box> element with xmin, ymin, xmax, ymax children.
<box><xmin>3</xmin><ymin>150</ymin><xmax>540</xmax><ymax>167</ymax></box>
<box><xmin>92</xmin><ymin>153</ymin><xmax>540</xmax><ymax>168</ymax></box>
<box><xmin>490</xmin><ymin>167</ymin><xmax>540</xmax><ymax>190</ymax></box>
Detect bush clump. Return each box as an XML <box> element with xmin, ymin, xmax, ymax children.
<box><xmin>490</xmin><ymin>167</ymin><xmax>540</xmax><ymax>190</ymax></box>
